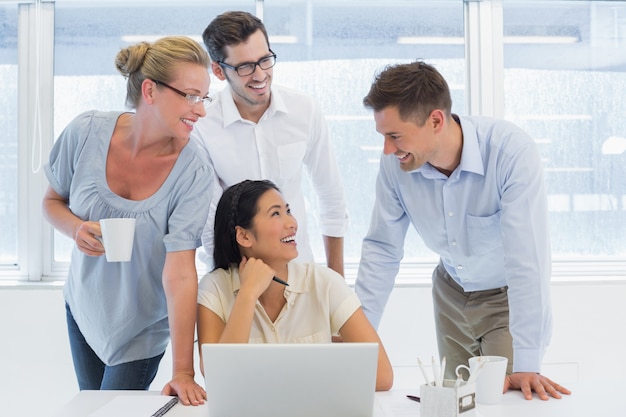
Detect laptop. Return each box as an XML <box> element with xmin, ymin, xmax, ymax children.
<box><xmin>201</xmin><ymin>343</ymin><xmax>380</xmax><ymax>417</ymax></box>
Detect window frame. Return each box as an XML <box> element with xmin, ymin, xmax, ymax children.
<box><xmin>2</xmin><ymin>0</ymin><xmax>624</xmax><ymax>283</ymax></box>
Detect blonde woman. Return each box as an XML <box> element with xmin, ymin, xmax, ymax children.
<box><xmin>42</xmin><ymin>36</ymin><xmax>213</xmax><ymax>405</ymax></box>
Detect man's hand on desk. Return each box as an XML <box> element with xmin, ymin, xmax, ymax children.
<box><xmin>504</xmin><ymin>372</ymin><xmax>572</xmax><ymax>400</ymax></box>
<box><xmin>161</xmin><ymin>373</ymin><xmax>207</xmax><ymax>406</ymax></box>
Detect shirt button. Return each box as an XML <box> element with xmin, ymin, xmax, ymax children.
<box><xmin>451</xmin><ymin>241</ymin><xmax>457</xmax><ymax>246</ymax></box>
<box><xmin>448</xmin><ymin>212</ymin><xmax>454</xmax><ymax>217</ymax></box>
<box><xmin>457</xmin><ymin>265</ymin><xmax>463</xmax><ymax>270</ymax></box>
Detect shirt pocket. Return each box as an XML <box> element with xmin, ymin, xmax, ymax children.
<box><xmin>466</xmin><ymin>211</ymin><xmax>502</xmax><ymax>255</ymax></box>
<box><xmin>277</xmin><ymin>142</ymin><xmax>307</xmax><ymax>179</ymax></box>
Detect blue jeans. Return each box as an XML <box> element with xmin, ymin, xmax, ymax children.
<box><xmin>65</xmin><ymin>303</ymin><xmax>164</xmax><ymax>390</ymax></box>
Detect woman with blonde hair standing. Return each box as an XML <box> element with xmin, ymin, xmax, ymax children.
<box><xmin>43</xmin><ymin>36</ymin><xmax>213</xmax><ymax>405</ymax></box>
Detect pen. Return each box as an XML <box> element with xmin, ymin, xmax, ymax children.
<box><xmin>406</xmin><ymin>395</ymin><xmax>421</xmax><ymax>403</ymax></box>
<box><xmin>151</xmin><ymin>397</ymin><xmax>178</xmax><ymax>417</ymax></box>
<box><xmin>273</xmin><ymin>276</ymin><xmax>289</xmax><ymax>286</ymax></box>
<box><xmin>454</xmin><ymin>373</ymin><xmax>463</xmax><ymax>387</ymax></box>
<box><xmin>440</xmin><ymin>356</ymin><xmax>446</xmax><ymax>387</ymax></box>
<box><xmin>432</xmin><ymin>356</ymin><xmax>440</xmax><ymax>387</ymax></box>
<box><xmin>417</xmin><ymin>357</ymin><xmax>431</xmax><ymax>385</ymax></box>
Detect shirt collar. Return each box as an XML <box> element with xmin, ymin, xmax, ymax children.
<box><xmin>230</xmin><ymin>260</ymin><xmax>308</xmax><ymax>297</ymax></box>
<box><xmin>283</xmin><ymin>261</ymin><xmax>307</xmax><ymax>294</ymax></box>
<box><xmin>455</xmin><ymin>115</ymin><xmax>484</xmax><ymax>177</ymax></box>
<box><xmin>413</xmin><ymin>114</ymin><xmax>484</xmax><ymax>179</ymax></box>
<box><xmin>219</xmin><ymin>85</ymin><xmax>288</xmax><ymax>127</ymax></box>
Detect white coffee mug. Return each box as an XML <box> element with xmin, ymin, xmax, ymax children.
<box><xmin>99</xmin><ymin>218</ymin><xmax>136</xmax><ymax>262</ymax></box>
<box><xmin>456</xmin><ymin>355</ymin><xmax>508</xmax><ymax>405</ymax></box>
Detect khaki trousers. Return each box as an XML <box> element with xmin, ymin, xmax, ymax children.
<box><xmin>432</xmin><ymin>262</ymin><xmax>514</xmax><ymax>379</ymax></box>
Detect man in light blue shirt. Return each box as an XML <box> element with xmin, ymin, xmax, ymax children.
<box><xmin>355</xmin><ymin>61</ymin><xmax>570</xmax><ymax>400</ymax></box>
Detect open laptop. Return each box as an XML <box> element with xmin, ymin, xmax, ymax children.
<box><xmin>201</xmin><ymin>343</ymin><xmax>380</xmax><ymax>417</ymax></box>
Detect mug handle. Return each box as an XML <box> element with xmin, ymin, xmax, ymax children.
<box><xmin>455</xmin><ymin>364</ymin><xmax>471</xmax><ymax>380</ymax></box>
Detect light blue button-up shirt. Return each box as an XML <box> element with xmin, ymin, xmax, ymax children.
<box><xmin>355</xmin><ymin>115</ymin><xmax>553</xmax><ymax>373</ymax></box>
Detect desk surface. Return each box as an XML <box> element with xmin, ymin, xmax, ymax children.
<box><xmin>52</xmin><ymin>382</ymin><xmax>620</xmax><ymax>417</ymax></box>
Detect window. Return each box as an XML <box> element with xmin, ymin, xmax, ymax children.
<box><xmin>502</xmin><ymin>1</ymin><xmax>626</xmax><ymax>269</ymax></box>
<box><xmin>0</xmin><ymin>3</ymin><xmax>18</xmax><ymax>269</ymax></box>
<box><xmin>50</xmin><ymin>0</ymin><xmax>464</xmax><ymax>275</ymax></box>
<box><xmin>3</xmin><ymin>0</ymin><xmax>624</xmax><ymax>282</ymax></box>
<box><xmin>51</xmin><ymin>1</ymin><xmax>255</xmax><ymax>266</ymax></box>
<box><xmin>262</xmin><ymin>1</ymin><xmax>465</xmax><ymax>266</ymax></box>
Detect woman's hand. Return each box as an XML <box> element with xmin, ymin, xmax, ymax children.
<box><xmin>74</xmin><ymin>221</ymin><xmax>105</xmax><ymax>256</ymax></box>
<box><xmin>161</xmin><ymin>373</ymin><xmax>206</xmax><ymax>406</ymax></box>
<box><xmin>237</xmin><ymin>256</ymin><xmax>275</xmax><ymax>299</ymax></box>
<box><xmin>42</xmin><ymin>186</ymin><xmax>104</xmax><ymax>257</ymax></box>
<box><xmin>202</xmin><ymin>257</ymin><xmax>276</xmax><ymax>344</ymax></box>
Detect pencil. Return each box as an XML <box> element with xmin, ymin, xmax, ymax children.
<box><xmin>417</xmin><ymin>357</ymin><xmax>431</xmax><ymax>385</ymax></box>
<box><xmin>432</xmin><ymin>356</ymin><xmax>440</xmax><ymax>387</ymax></box>
<box><xmin>272</xmin><ymin>276</ymin><xmax>289</xmax><ymax>286</ymax></box>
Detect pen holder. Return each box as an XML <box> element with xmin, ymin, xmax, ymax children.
<box><xmin>420</xmin><ymin>379</ymin><xmax>476</xmax><ymax>417</ymax></box>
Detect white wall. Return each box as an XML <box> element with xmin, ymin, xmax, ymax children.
<box><xmin>1</xmin><ymin>281</ymin><xmax>625</xmax><ymax>417</ymax></box>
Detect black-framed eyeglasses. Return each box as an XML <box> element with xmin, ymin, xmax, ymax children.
<box><xmin>151</xmin><ymin>79</ymin><xmax>212</xmax><ymax>106</ymax></box>
<box><xmin>218</xmin><ymin>51</ymin><xmax>277</xmax><ymax>77</ymax></box>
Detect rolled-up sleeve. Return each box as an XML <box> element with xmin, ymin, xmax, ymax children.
<box><xmin>303</xmin><ymin>100</ymin><xmax>349</xmax><ymax>237</ymax></box>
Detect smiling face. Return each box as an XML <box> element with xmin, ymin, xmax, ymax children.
<box><xmin>237</xmin><ymin>188</ymin><xmax>298</xmax><ymax>265</ymax></box>
<box><xmin>211</xmin><ymin>29</ymin><xmax>273</xmax><ymax>119</ymax></box>
<box><xmin>151</xmin><ymin>62</ymin><xmax>210</xmax><ymax>141</ymax></box>
<box><xmin>374</xmin><ymin>106</ymin><xmax>447</xmax><ymax>172</ymax></box>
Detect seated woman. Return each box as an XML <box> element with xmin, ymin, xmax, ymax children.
<box><xmin>197</xmin><ymin>179</ymin><xmax>393</xmax><ymax>391</ymax></box>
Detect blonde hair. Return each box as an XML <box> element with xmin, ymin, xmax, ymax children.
<box><xmin>115</xmin><ymin>36</ymin><xmax>210</xmax><ymax>109</ymax></box>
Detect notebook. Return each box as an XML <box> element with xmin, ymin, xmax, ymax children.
<box><xmin>201</xmin><ymin>342</ymin><xmax>380</xmax><ymax>417</ymax></box>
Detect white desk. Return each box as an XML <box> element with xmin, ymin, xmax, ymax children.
<box><xmin>52</xmin><ymin>382</ymin><xmax>621</xmax><ymax>417</ymax></box>
<box><xmin>379</xmin><ymin>383</ymin><xmax>622</xmax><ymax>417</ymax></box>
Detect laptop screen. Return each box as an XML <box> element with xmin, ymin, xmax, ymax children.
<box><xmin>201</xmin><ymin>343</ymin><xmax>379</xmax><ymax>417</ymax></box>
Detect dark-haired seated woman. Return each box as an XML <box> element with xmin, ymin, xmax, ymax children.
<box><xmin>197</xmin><ymin>180</ymin><xmax>393</xmax><ymax>391</ymax></box>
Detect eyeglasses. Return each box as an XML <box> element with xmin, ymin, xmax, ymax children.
<box><xmin>218</xmin><ymin>51</ymin><xmax>277</xmax><ymax>77</ymax></box>
<box><xmin>151</xmin><ymin>80</ymin><xmax>212</xmax><ymax>106</ymax></box>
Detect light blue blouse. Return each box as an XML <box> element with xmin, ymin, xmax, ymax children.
<box><xmin>45</xmin><ymin>110</ymin><xmax>213</xmax><ymax>366</ymax></box>
<box><xmin>355</xmin><ymin>115</ymin><xmax>552</xmax><ymax>373</ymax></box>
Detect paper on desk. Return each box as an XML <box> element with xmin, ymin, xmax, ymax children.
<box><xmin>376</xmin><ymin>395</ymin><xmax>419</xmax><ymax>417</ymax></box>
<box><xmin>88</xmin><ymin>395</ymin><xmax>176</xmax><ymax>417</ymax></box>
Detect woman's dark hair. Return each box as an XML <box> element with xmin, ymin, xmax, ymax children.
<box><xmin>213</xmin><ymin>179</ymin><xmax>280</xmax><ymax>270</ymax></box>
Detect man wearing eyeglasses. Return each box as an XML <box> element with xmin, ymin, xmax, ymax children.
<box><xmin>192</xmin><ymin>11</ymin><xmax>348</xmax><ymax>275</ymax></box>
